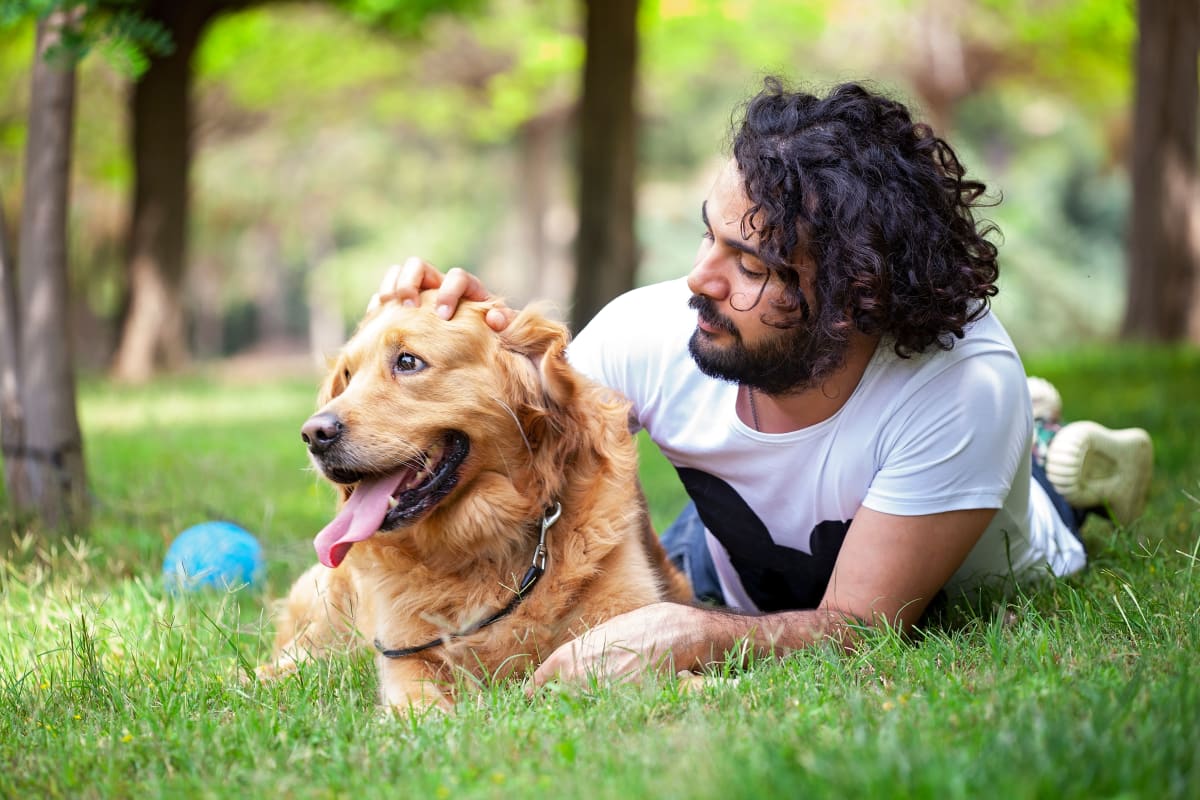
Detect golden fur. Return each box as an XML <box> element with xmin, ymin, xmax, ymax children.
<box><xmin>258</xmin><ymin>292</ymin><xmax>691</xmax><ymax>711</ymax></box>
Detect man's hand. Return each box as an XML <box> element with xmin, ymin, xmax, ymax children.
<box><xmin>369</xmin><ymin>256</ymin><xmax>514</xmax><ymax>331</ymax></box>
<box><xmin>532</xmin><ymin>603</ymin><xmax>711</xmax><ymax>687</ymax></box>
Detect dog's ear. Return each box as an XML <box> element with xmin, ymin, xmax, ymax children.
<box><xmin>497</xmin><ymin>305</ymin><xmax>632</xmax><ymax>505</ymax></box>
<box><xmin>317</xmin><ymin>358</ymin><xmax>349</xmax><ymax>407</ymax></box>
<box><xmin>497</xmin><ymin>305</ymin><xmax>591</xmax><ymax>461</ymax></box>
<box><xmin>497</xmin><ymin>304</ymin><xmax>577</xmax><ymax>410</ymax></box>
<box><xmin>496</xmin><ymin>305</ymin><xmax>593</xmax><ymax>495</ymax></box>
<box><xmin>315</xmin><ymin>358</ymin><xmax>355</xmax><ymax>506</ymax></box>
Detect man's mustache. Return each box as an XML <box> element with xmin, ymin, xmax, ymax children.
<box><xmin>688</xmin><ymin>295</ymin><xmax>738</xmax><ymax>336</ymax></box>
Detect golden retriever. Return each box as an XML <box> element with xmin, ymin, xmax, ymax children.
<box><xmin>258</xmin><ymin>291</ymin><xmax>692</xmax><ymax>711</ymax></box>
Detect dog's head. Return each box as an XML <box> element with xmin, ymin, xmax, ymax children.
<box><xmin>303</xmin><ymin>291</ymin><xmax>613</xmax><ymax>568</ymax></box>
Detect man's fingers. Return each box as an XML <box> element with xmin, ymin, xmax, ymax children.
<box><xmin>369</xmin><ymin>257</ymin><xmax>444</xmax><ymax>312</ymax></box>
<box><xmin>371</xmin><ymin>259</ymin><xmax>515</xmax><ymax>330</ymax></box>
<box><xmin>397</xmin><ymin>257</ymin><xmax>444</xmax><ymax>305</ymax></box>
<box><xmin>485</xmin><ymin>306</ymin><xmax>517</xmax><ymax>332</ymax></box>
<box><xmin>433</xmin><ymin>267</ymin><xmax>488</xmax><ymax>319</ymax></box>
<box><xmin>531</xmin><ymin>640</ymin><xmax>576</xmax><ymax>688</ymax></box>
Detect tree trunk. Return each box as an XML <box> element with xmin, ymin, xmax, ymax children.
<box><xmin>908</xmin><ymin>0</ymin><xmax>969</xmax><ymax>134</ymax></box>
<box><xmin>0</xmin><ymin>185</ymin><xmax>26</xmax><ymax>514</ymax></box>
<box><xmin>513</xmin><ymin>110</ymin><xmax>574</xmax><ymax>309</ymax></box>
<box><xmin>518</xmin><ymin>116</ymin><xmax>552</xmax><ymax>302</ymax></box>
<box><xmin>1122</xmin><ymin>0</ymin><xmax>1200</xmax><ymax>342</ymax></box>
<box><xmin>12</xmin><ymin>11</ymin><xmax>88</xmax><ymax>531</ymax></box>
<box><xmin>570</xmin><ymin>0</ymin><xmax>639</xmax><ymax>334</ymax></box>
<box><xmin>110</xmin><ymin>2</ymin><xmax>220</xmax><ymax>382</ymax></box>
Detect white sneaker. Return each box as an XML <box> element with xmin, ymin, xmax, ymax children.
<box><xmin>1027</xmin><ymin>376</ymin><xmax>1062</xmax><ymax>424</ymax></box>
<box><xmin>1044</xmin><ymin>421</ymin><xmax>1154</xmax><ymax>526</ymax></box>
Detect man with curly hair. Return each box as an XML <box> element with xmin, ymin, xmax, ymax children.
<box><xmin>375</xmin><ymin>78</ymin><xmax>1153</xmax><ymax>683</ymax></box>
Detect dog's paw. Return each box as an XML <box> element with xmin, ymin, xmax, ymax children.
<box><xmin>252</xmin><ymin>658</ymin><xmax>299</xmax><ymax>683</ymax></box>
<box><xmin>378</xmin><ymin>678</ymin><xmax>454</xmax><ymax>718</ymax></box>
<box><xmin>377</xmin><ymin>695</ymin><xmax>453</xmax><ymax>721</ymax></box>
<box><xmin>675</xmin><ymin>669</ymin><xmax>739</xmax><ymax>694</ymax></box>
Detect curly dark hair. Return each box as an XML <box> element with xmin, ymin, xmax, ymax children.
<box><xmin>730</xmin><ymin>77</ymin><xmax>1000</xmax><ymax>371</ymax></box>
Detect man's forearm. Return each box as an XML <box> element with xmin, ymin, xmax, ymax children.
<box><xmin>675</xmin><ymin>603</ymin><xmax>858</xmax><ymax>669</ymax></box>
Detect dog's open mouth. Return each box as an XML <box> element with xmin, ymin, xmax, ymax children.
<box><xmin>313</xmin><ymin>431</ymin><xmax>470</xmax><ymax>568</ymax></box>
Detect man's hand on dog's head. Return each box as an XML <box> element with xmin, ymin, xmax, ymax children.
<box><xmin>370</xmin><ymin>256</ymin><xmax>515</xmax><ymax>332</ymax></box>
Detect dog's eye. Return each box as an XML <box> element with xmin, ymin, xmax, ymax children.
<box><xmin>394</xmin><ymin>352</ymin><xmax>427</xmax><ymax>374</ymax></box>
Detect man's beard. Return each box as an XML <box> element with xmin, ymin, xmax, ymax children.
<box><xmin>686</xmin><ymin>294</ymin><xmax>843</xmax><ymax>395</ymax></box>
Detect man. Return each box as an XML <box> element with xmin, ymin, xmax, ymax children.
<box><xmin>374</xmin><ymin>78</ymin><xmax>1153</xmax><ymax>685</ymax></box>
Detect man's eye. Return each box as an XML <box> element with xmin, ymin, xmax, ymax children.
<box><xmin>737</xmin><ymin>256</ymin><xmax>768</xmax><ymax>280</ymax></box>
<box><xmin>394</xmin><ymin>352</ymin><xmax>427</xmax><ymax>374</ymax></box>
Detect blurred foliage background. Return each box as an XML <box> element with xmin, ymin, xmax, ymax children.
<box><xmin>0</xmin><ymin>0</ymin><xmax>1169</xmax><ymax>371</ymax></box>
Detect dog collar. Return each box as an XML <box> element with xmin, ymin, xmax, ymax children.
<box><xmin>374</xmin><ymin>502</ymin><xmax>562</xmax><ymax>659</ymax></box>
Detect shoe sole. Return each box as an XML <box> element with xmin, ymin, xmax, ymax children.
<box><xmin>1044</xmin><ymin>421</ymin><xmax>1153</xmax><ymax>526</ymax></box>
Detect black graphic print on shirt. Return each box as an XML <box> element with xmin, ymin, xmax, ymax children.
<box><xmin>676</xmin><ymin>467</ymin><xmax>852</xmax><ymax>612</ymax></box>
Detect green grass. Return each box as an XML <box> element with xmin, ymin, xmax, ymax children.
<box><xmin>1</xmin><ymin>347</ymin><xmax>1198</xmax><ymax>799</ymax></box>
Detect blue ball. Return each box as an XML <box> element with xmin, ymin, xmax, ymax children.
<box><xmin>163</xmin><ymin>521</ymin><xmax>264</xmax><ymax>592</ymax></box>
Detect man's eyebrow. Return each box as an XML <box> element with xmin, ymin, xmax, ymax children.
<box><xmin>701</xmin><ymin>199</ymin><xmax>763</xmax><ymax>259</ymax></box>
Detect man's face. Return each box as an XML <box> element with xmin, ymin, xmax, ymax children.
<box><xmin>685</xmin><ymin>161</ymin><xmax>838</xmax><ymax>395</ymax></box>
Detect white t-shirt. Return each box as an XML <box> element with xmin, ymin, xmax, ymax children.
<box><xmin>568</xmin><ymin>278</ymin><xmax>1085</xmax><ymax>612</ymax></box>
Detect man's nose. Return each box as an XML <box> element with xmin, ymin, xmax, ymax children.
<box><xmin>686</xmin><ymin>248</ymin><xmax>728</xmax><ymax>299</ymax></box>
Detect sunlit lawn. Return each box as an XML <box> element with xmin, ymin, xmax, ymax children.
<box><xmin>1</xmin><ymin>346</ymin><xmax>1197</xmax><ymax>798</ymax></box>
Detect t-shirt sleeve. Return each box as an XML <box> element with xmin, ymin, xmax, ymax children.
<box><xmin>862</xmin><ymin>349</ymin><xmax>1032</xmax><ymax>516</ymax></box>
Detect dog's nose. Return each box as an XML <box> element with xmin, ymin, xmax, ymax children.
<box><xmin>301</xmin><ymin>412</ymin><xmax>344</xmax><ymax>454</ymax></box>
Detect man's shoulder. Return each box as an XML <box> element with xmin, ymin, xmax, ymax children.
<box><xmin>577</xmin><ymin>278</ymin><xmax>694</xmax><ymax>342</ymax></box>
<box><xmin>897</xmin><ymin>307</ymin><xmax>1021</xmax><ymax>374</ymax></box>
<box><xmin>567</xmin><ymin>277</ymin><xmax>694</xmax><ymax>385</ymax></box>
<box><xmin>960</xmin><ymin>305</ymin><xmax>1018</xmax><ymax>353</ymax></box>
<box><xmin>597</xmin><ymin>277</ymin><xmax>691</xmax><ymax>315</ymax></box>
<box><xmin>865</xmin><ymin>308</ymin><xmax>1025</xmax><ymax>410</ymax></box>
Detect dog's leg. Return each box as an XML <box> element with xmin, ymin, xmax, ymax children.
<box><xmin>634</xmin><ymin>484</ymin><xmax>695</xmax><ymax>604</ymax></box>
<box><xmin>256</xmin><ymin>563</ymin><xmax>361</xmax><ymax>680</ymax></box>
<box><xmin>376</xmin><ymin>656</ymin><xmax>453</xmax><ymax>715</ymax></box>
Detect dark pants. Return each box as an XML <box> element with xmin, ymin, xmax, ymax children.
<box><xmin>1032</xmin><ymin>459</ymin><xmax>1088</xmax><ymax>540</ymax></box>
<box><xmin>661</xmin><ymin>460</ymin><xmax>1084</xmax><ymax>606</ymax></box>
<box><xmin>659</xmin><ymin>500</ymin><xmax>726</xmax><ymax>605</ymax></box>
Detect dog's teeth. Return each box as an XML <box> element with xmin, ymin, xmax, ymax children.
<box><xmin>387</xmin><ymin>496</ymin><xmax>399</xmax><ymax>509</ymax></box>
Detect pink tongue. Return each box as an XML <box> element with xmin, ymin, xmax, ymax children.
<box><xmin>314</xmin><ymin>472</ymin><xmax>406</xmax><ymax>568</ymax></box>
